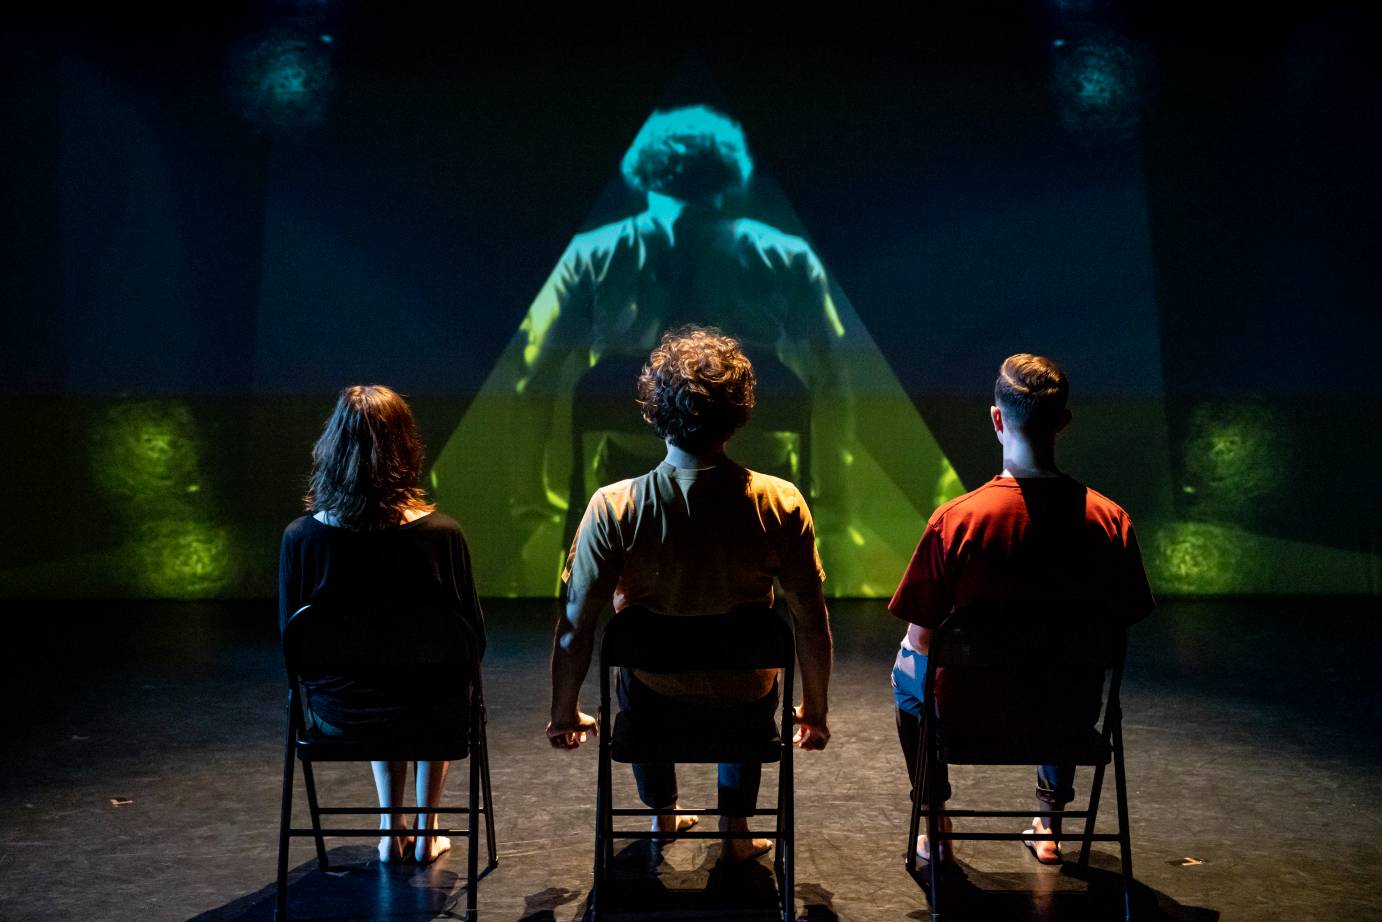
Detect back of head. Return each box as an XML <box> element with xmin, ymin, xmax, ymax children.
<box><xmin>620</xmin><ymin>105</ymin><xmax>755</xmax><ymax>203</ymax></box>
<box><xmin>637</xmin><ymin>325</ymin><xmax>757</xmax><ymax>453</ymax></box>
<box><xmin>994</xmin><ymin>353</ymin><xmax>1069</xmax><ymax>435</ymax></box>
<box><xmin>306</xmin><ymin>384</ymin><xmax>434</xmax><ymax>530</ymax></box>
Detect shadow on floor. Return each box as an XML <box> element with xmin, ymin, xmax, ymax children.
<box><xmin>567</xmin><ymin>838</ymin><xmax>838</xmax><ymax>921</ymax></box>
<box><xmin>906</xmin><ymin>850</ymin><xmax>1219</xmax><ymax>921</ymax></box>
<box><xmin>187</xmin><ymin>845</ymin><xmax>471</xmax><ymax>921</ymax></box>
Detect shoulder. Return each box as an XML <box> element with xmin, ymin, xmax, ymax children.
<box><xmin>1081</xmin><ymin>484</ymin><xmax>1136</xmax><ymax>531</ymax></box>
<box><xmin>732</xmin><ymin>219</ymin><xmax>821</xmax><ymax>273</ymax></box>
<box><xmin>281</xmin><ymin>514</ymin><xmax>318</xmax><ymax>544</ymax></box>
<box><xmin>744</xmin><ymin>468</ymin><xmax>811</xmax><ymax>516</ymax></box>
<box><xmin>412</xmin><ymin>510</ymin><xmax>465</xmax><ymax>536</ymax></box>
<box><xmin>567</xmin><ymin>218</ymin><xmax>641</xmax><ymax>264</ymax></box>
<box><xmin>590</xmin><ymin>475</ymin><xmax>647</xmax><ymax>519</ymax></box>
<box><xmin>925</xmin><ymin>479</ymin><xmax>1008</xmax><ymax>529</ymax></box>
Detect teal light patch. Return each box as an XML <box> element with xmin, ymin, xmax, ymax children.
<box><xmin>1051</xmin><ymin>36</ymin><xmax>1146</xmax><ymax>140</ymax></box>
<box><xmin>228</xmin><ymin>29</ymin><xmax>334</xmax><ymax>133</ymax></box>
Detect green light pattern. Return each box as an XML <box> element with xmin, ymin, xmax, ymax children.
<box><xmin>1181</xmin><ymin>402</ymin><xmax>1287</xmax><ymax>520</ymax></box>
<box><xmin>135</xmin><ymin>519</ymin><xmax>232</xmax><ymax>597</ymax></box>
<box><xmin>90</xmin><ymin>400</ymin><xmax>233</xmax><ymax>598</ymax></box>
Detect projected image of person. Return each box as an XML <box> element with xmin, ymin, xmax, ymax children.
<box><xmin>431</xmin><ymin>103</ymin><xmax>963</xmax><ymax>597</ymax></box>
<box><xmin>547</xmin><ymin>326</ymin><xmax>833</xmax><ymax>859</ymax></box>
<box><xmin>519</xmin><ymin>104</ymin><xmax>847</xmax><ymax>557</ymax></box>
<box><xmin>278</xmin><ymin>385</ymin><xmax>485</xmax><ymax>865</ymax></box>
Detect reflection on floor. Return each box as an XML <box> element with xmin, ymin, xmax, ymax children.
<box><xmin>1</xmin><ymin>598</ymin><xmax>1379</xmax><ymax>921</ymax></box>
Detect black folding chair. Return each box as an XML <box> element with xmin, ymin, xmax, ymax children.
<box><xmin>904</xmin><ymin>602</ymin><xmax>1135</xmax><ymax>922</ymax></box>
<box><xmin>592</xmin><ymin>605</ymin><xmax>796</xmax><ymax>922</ymax></box>
<box><xmin>276</xmin><ymin>602</ymin><xmax>498</xmax><ymax>922</ymax></box>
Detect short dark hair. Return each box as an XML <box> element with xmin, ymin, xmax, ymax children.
<box><xmin>994</xmin><ymin>354</ymin><xmax>1069</xmax><ymax>433</ymax></box>
<box><xmin>620</xmin><ymin>105</ymin><xmax>754</xmax><ymax>202</ymax></box>
<box><xmin>306</xmin><ymin>384</ymin><xmax>434</xmax><ymax>530</ymax></box>
<box><xmin>637</xmin><ymin>326</ymin><xmax>756</xmax><ymax>452</ymax></box>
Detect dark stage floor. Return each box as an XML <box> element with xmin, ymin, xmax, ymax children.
<box><xmin>1</xmin><ymin>598</ymin><xmax>1380</xmax><ymax>921</ymax></box>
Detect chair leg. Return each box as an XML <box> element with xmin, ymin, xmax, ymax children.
<box><xmin>905</xmin><ymin>711</ymin><xmax>927</xmax><ymax>875</ymax></box>
<box><xmin>592</xmin><ymin>743</ymin><xmax>609</xmax><ymax>921</ymax></box>
<box><xmin>466</xmin><ymin>751</ymin><xmax>480</xmax><ymax>922</ymax></box>
<box><xmin>924</xmin><ymin>736</ymin><xmax>942</xmax><ymax>922</ymax></box>
<box><xmin>782</xmin><ymin>753</ymin><xmax>795</xmax><ymax>922</ymax></box>
<box><xmin>1080</xmin><ymin>759</ymin><xmax>1108</xmax><ymax>869</ymax></box>
<box><xmin>275</xmin><ymin>723</ymin><xmax>296</xmax><ymax>922</ymax></box>
<box><xmin>1112</xmin><ymin>725</ymin><xmax>1135</xmax><ymax>922</ymax></box>
<box><xmin>478</xmin><ymin>716</ymin><xmax>498</xmax><ymax>869</ymax></box>
<box><xmin>300</xmin><ymin>759</ymin><xmax>329</xmax><ymax>870</ymax></box>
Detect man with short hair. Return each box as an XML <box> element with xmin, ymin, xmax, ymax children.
<box><xmin>889</xmin><ymin>354</ymin><xmax>1155</xmax><ymax>865</ymax></box>
<box><xmin>548</xmin><ymin>324</ymin><xmax>833</xmax><ymax>862</ymax></box>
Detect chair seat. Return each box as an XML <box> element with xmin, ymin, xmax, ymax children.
<box><xmin>937</xmin><ymin>725</ymin><xmax>1110</xmax><ymax>767</ymax></box>
<box><xmin>610</xmin><ymin>710</ymin><xmax>782</xmax><ymax>764</ymax></box>
<box><xmin>296</xmin><ymin>731</ymin><xmax>470</xmax><ymax>762</ymax></box>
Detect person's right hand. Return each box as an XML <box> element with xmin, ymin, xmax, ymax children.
<box><xmin>546</xmin><ymin>710</ymin><xmax>598</xmax><ymax>750</ymax></box>
<box><xmin>791</xmin><ymin>706</ymin><xmax>830</xmax><ymax>751</ymax></box>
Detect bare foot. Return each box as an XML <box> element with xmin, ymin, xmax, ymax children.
<box><xmin>916</xmin><ymin>814</ymin><xmax>956</xmax><ymax>864</ymax></box>
<box><xmin>1022</xmin><ymin>817</ymin><xmax>1061</xmax><ymax>865</ymax></box>
<box><xmin>719</xmin><ymin>816</ymin><xmax>772</xmax><ymax>862</ymax></box>
<box><xmin>415</xmin><ymin>834</ymin><xmax>452</xmax><ymax>864</ymax></box>
<box><xmin>377</xmin><ymin>816</ymin><xmax>413</xmax><ymax>864</ymax></box>
<box><xmin>651</xmin><ymin>809</ymin><xmax>699</xmax><ymax>842</ymax></box>
<box><xmin>414</xmin><ymin>813</ymin><xmax>452</xmax><ymax>865</ymax></box>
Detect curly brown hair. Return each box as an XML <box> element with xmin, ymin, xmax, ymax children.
<box><xmin>637</xmin><ymin>325</ymin><xmax>756</xmax><ymax>453</ymax></box>
<box><xmin>305</xmin><ymin>385</ymin><xmax>435</xmax><ymax>530</ymax></box>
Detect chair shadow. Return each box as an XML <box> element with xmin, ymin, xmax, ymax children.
<box><xmin>186</xmin><ymin>845</ymin><xmax>470</xmax><ymax>921</ymax></box>
<box><xmin>571</xmin><ymin>839</ymin><xmax>838</xmax><ymax>921</ymax></box>
<box><xmin>906</xmin><ymin>850</ymin><xmax>1219</xmax><ymax>922</ymax></box>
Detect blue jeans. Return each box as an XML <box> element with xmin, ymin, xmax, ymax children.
<box><xmin>892</xmin><ymin>642</ymin><xmax>1075</xmax><ymax>827</ymax></box>
<box><xmin>617</xmin><ymin>669</ymin><xmax>779</xmax><ymax>818</ymax></box>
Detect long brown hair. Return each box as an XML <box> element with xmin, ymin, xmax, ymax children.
<box><xmin>305</xmin><ymin>385</ymin><xmax>435</xmax><ymax>530</ymax></box>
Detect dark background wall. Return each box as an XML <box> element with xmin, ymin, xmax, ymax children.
<box><xmin>2</xmin><ymin>3</ymin><xmax>1377</xmax><ymax>598</ymax></box>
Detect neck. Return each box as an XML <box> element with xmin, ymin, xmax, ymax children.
<box><xmin>1001</xmin><ymin>438</ymin><xmax>1061</xmax><ymax>479</ymax></box>
<box><xmin>664</xmin><ymin>440</ymin><xmax>727</xmax><ymax>469</ymax></box>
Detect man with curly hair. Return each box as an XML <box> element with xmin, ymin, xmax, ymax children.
<box><xmin>547</xmin><ymin>325</ymin><xmax>833</xmax><ymax>863</ymax></box>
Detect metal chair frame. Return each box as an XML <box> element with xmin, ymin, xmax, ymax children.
<box><xmin>592</xmin><ymin>606</ymin><xmax>796</xmax><ymax>922</ymax></box>
<box><xmin>275</xmin><ymin>603</ymin><xmax>498</xmax><ymax>922</ymax></box>
<box><xmin>904</xmin><ymin>604</ymin><xmax>1135</xmax><ymax>922</ymax></box>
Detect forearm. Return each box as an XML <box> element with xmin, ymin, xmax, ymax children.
<box><xmin>784</xmin><ymin>585</ymin><xmax>833</xmax><ymax>717</ymax></box>
<box><xmin>549</xmin><ymin>600</ymin><xmax>596</xmax><ymax>722</ymax></box>
<box><xmin>795</xmin><ymin>616</ymin><xmax>833</xmax><ymax>717</ymax></box>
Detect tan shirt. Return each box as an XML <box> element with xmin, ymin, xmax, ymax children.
<box><xmin>564</xmin><ymin>460</ymin><xmax>826</xmax><ymax>703</ymax></box>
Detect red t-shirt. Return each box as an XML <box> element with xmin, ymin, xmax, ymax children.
<box><xmin>889</xmin><ymin>475</ymin><xmax>1153</xmax><ymax>732</ymax></box>
<box><xmin>889</xmin><ymin>475</ymin><xmax>1155</xmax><ymax>629</ymax></box>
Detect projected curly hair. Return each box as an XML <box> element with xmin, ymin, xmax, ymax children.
<box><xmin>638</xmin><ymin>326</ymin><xmax>757</xmax><ymax>453</ymax></box>
<box><xmin>620</xmin><ymin>105</ymin><xmax>755</xmax><ymax>202</ymax></box>
<box><xmin>994</xmin><ymin>354</ymin><xmax>1070</xmax><ymax>433</ymax></box>
<box><xmin>306</xmin><ymin>384</ymin><xmax>435</xmax><ymax>530</ymax></box>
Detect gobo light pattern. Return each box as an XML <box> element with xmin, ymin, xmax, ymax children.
<box><xmin>90</xmin><ymin>401</ymin><xmax>232</xmax><ymax>597</ymax></box>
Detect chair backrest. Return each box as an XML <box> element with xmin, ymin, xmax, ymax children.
<box><xmin>599</xmin><ymin>605</ymin><xmax>793</xmax><ymax>673</ymax></box>
<box><xmin>926</xmin><ymin>601</ymin><xmax>1125</xmax><ymax>735</ymax></box>
<box><xmin>283</xmin><ymin>600</ymin><xmax>479</xmax><ymax>718</ymax></box>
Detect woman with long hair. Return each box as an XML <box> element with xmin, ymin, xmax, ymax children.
<box><xmin>279</xmin><ymin>384</ymin><xmax>485</xmax><ymax>864</ymax></box>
